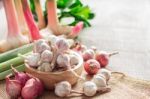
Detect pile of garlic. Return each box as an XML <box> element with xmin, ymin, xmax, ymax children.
<box><xmin>25</xmin><ymin>35</ymin><xmax>79</xmax><ymax>72</ymax></box>
<box><xmin>54</xmin><ymin>68</ymin><xmax>111</xmax><ymax>97</ymax></box>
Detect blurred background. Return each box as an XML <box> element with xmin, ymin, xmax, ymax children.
<box><xmin>0</xmin><ymin>0</ymin><xmax>150</xmax><ymax>80</ymax></box>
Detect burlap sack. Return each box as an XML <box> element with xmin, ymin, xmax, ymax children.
<box><xmin>0</xmin><ymin>73</ymin><xmax>150</xmax><ymax>99</ymax></box>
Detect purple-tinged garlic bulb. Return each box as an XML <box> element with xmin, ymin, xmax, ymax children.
<box><xmin>56</xmin><ymin>54</ymin><xmax>70</xmax><ymax>68</ymax></box>
<box><xmin>70</xmin><ymin>54</ymin><xmax>79</xmax><ymax>66</ymax></box>
<box><xmin>37</xmin><ymin>42</ymin><xmax>51</xmax><ymax>53</ymax></box>
<box><xmin>55</xmin><ymin>81</ymin><xmax>71</xmax><ymax>97</ymax></box>
<box><xmin>55</xmin><ymin>38</ymin><xmax>69</xmax><ymax>52</ymax></box>
<box><xmin>26</xmin><ymin>53</ymin><xmax>40</xmax><ymax>67</ymax></box>
<box><xmin>40</xmin><ymin>50</ymin><xmax>53</xmax><ymax>63</ymax></box>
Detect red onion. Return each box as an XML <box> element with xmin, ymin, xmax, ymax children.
<box><xmin>21</xmin><ymin>78</ymin><xmax>44</xmax><ymax>99</ymax></box>
<box><xmin>11</xmin><ymin>66</ymin><xmax>30</xmax><ymax>86</ymax></box>
<box><xmin>6</xmin><ymin>74</ymin><xmax>22</xmax><ymax>98</ymax></box>
<box><xmin>96</xmin><ymin>51</ymin><xmax>119</xmax><ymax>67</ymax></box>
<box><xmin>84</xmin><ymin>59</ymin><xmax>101</xmax><ymax>75</ymax></box>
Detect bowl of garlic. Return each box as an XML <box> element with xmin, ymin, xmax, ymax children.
<box><xmin>24</xmin><ymin>36</ymin><xmax>83</xmax><ymax>90</ymax></box>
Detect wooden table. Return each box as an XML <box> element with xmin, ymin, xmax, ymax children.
<box><xmin>0</xmin><ymin>0</ymin><xmax>150</xmax><ymax>98</ymax></box>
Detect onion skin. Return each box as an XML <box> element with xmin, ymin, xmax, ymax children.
<box><xmin>21</xmin><ymin>78</ymin><xmax>44</xmax><ymax>99</ymax></box>
<box><xmin>96</xmin><ymin>52</ymin><xmax>109</xmax><ymax>68</ymax></box>
<box><xmin>6</xmin><ymin>75</ymin><xmax>22</xmax><ymax>98</ymax></box>
<box><xmin>84</xmin><ymin>59</ymin><xmax>101</xmax><ymax>75</ymax></box>
<box><xmin>96</xmin><ymin>51</ymin><xmax>119</xmax><ymax>67</ymax></box>
<box><xmin>11</xmin><ymin>66</ymin><xmax>30</xmax><ymax>87</ymax></box>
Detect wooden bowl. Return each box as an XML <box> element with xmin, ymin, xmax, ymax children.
<box><xmin>25</xmin><ymin>51</ymin><xmax>83</xmax><ymax>90</ymax></box>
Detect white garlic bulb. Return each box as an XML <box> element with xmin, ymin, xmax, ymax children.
<box><xmin>26</xmin><ymin>53</ymin><xmax>40</xmax><ymax>67</ymax></box>
<box><xmin>38</xmin><ymin>42</ymin><xmax>51</xmax><ymax>53</ymax></box>
<box><xmin>38</xmin><ymin>62</ymin><xmax>54</xmax><ymax>72</ymax></box>
<box><xmin>83</xmin><ymin>81</ymin><xmax>97</xmax><ymax>96</ymax></box>
<box><xmin>37</xmin><ymin>65</ymin><xmax>45</xmax><ymax>72</ymax></box>
<box><xmin>55</xmin><ymin>81</ymin><xmax>71</xmax><ymax>97</ymax></box>
<box><xmin>92</xmin><ymin>74</ymin><xmax>107</xmax><ymax>88</ymax></box>
<box><xmin>57</xmin><ymin>54</ymin><xmax>70</xmax><ymax>68</ymax></box>
<box><xmin>98</xmin><ymin>69</ymin><xmax>111</xmax><ymax>81</ymax></box>
<box><xmin>41</xmin><ymin>50</ymin><xmax>53</xmax><ymax>63</ymax></box>
<box><xmin>34</xmin><ymin>39</ymin><xmax>46</xmax><ymax>52</ymax></box>
<box><xmin>70</xmin><ymin>54</ymin><xmax>79</xmax><ymax>66</ymax></box>
<box><xmin>55</xmin><ymin>38</ymin><xmax>69</xmax><ymax>52</ymax></box>
<box><xmin>47</xmin><ymin>35</ymin><xmax>58</xmax><ymax>45</ymax></box>
<box><xmin>43</xmin><ymin>62</ymin><xmax>53</xmax><ymax>72</ymax></box>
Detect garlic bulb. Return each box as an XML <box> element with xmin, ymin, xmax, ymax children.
<box><xmin>70</xmin><ymin>54</ymin><xmax>79</xmax><ymax>66</ymax></box>
<box><xmin>55</xmin><ymin>38</ymin><xmax>69</xmax><ymax>52</ymax></box>
<box><xmin>26</xmin><ymin>53</ymin><xmax>40</xmax><ymax>67</ymax></box>
<box><xmin>41</xmin><ymin>50</ymin><xmax>53</xmax><ymax>63</ymax></box>
<box><xmin>38</xmin><ymin>63</ymin><xmax>54</xmax><ymax>72</ymax></box>
<box><xmin>34</xmin><ymin>39</ymin><xmax>46</xmax><ymax>52</ymax></box>
<box><xmin>92</xmin><ymin>74</ymin><xmax>107</xmax><ymax>88</ymax></box>
<box><xmin>98</xmin><ymin>69</ymin><xmax>111</xmax><ymax>81</ymax></box>
<box><xmin>57</xmin><ymin>54</ymin><xmax>70</xmax><ymax>68</ymax></box>
<box><xmin>47</xmin><ymin>35</ymin><xmax>58</xmax><ymax>45</ymax></box>
<box><xmin>55</xmin><ymin>81</ymin><xmax>71</xmax><ymax>97</ymax></box>
<box><xmin>37</xmin><ymin>42</ymin><xmax>51</xmax><ymax>53</ymax></box>
<box><xmin>83</xmin><ymin>81</ymin><xmax>97</xmax><ymax>96</ymax></box>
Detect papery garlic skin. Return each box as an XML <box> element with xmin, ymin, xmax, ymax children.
<box><xmin>83</xmin><ymin>81</ymin><xmax>97</xmax><ymax>96</ymax></box>
<box><xmin>92</xmin><ymin>74</ymin><xmax>107</xmax><ymax>88</ymax></box>
<box><xmin>55</xmin><ymin>81</ymin><xmax>71</xmax><ymax>97</ymax></box>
